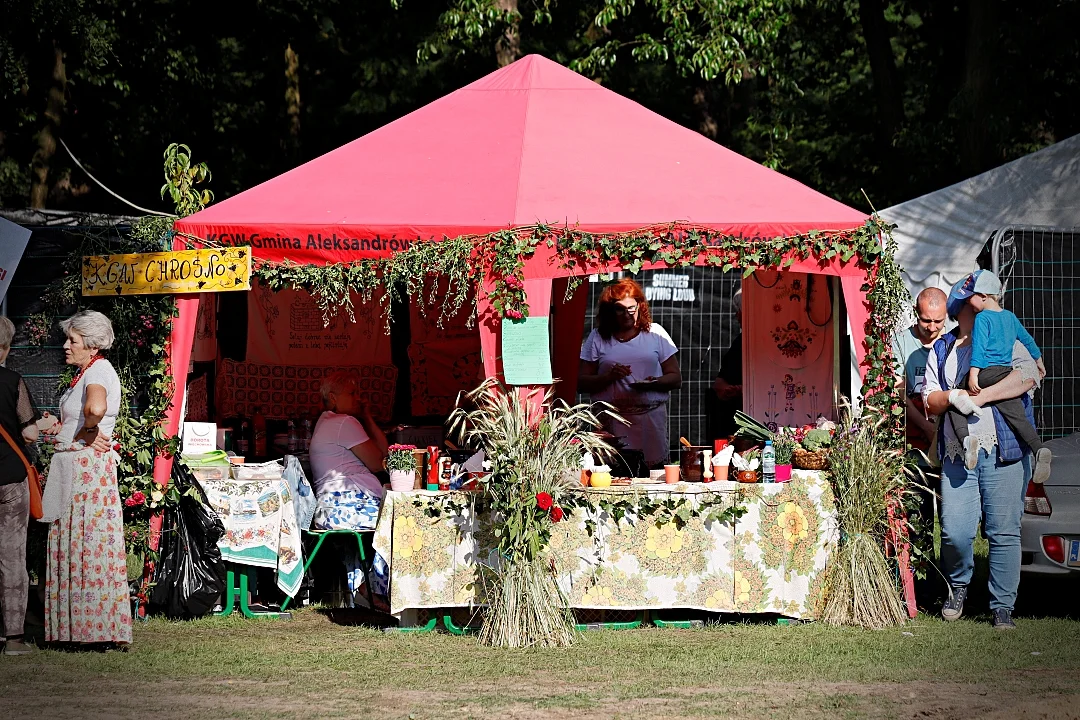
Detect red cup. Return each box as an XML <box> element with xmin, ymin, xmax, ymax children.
<box><xmin>713</xmin><ymin>439</ymin><xmax>729</xmax><ymax>455</ymax></box>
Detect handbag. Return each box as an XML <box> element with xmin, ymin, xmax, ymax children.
<box><xmin>0</xmin><ymin>421</ymin><xmax>42</xmax><ymax>519</ymax></box>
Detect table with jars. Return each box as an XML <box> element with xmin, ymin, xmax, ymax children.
<box><xmin>371</xmin><ymin>468</ymin><xmax>837</xmax><ymax>627</ymax></box>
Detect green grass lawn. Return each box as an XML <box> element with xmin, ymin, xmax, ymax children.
<box><xmin>2</xmin><ymin>606</ymin><xmax>1079</xmax><ymax>720</ymax></box>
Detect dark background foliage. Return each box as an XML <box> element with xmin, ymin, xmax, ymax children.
<box><xmin>1</xmin><ymin>0</ymin><xmax>1077</xmax><ymax>213</ymax></box>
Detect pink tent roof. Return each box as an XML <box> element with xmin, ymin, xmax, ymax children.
<box><xmin>176</xmin><ymin>54</ymin><xmax>868</xmax><ymax>266</ymax></box>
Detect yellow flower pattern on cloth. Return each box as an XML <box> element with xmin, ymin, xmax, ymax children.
<box><xmin>582</xmin><ymin>584</ymin><xmax>614</xmax><ymax>605</ymax></box>
<box><xmin>394</xmin><ymin>516</ymin><xmax>424</xmax><ymax>558</ymax></box>
<box><xmin>734</xmin><ymin>570</ymin><xmax>752</xmax><ymax>606</ymax></box>
<box><xmin>777</xmin><ymin>501</ymin><xmax>809</xmax><ymax>544</ymax></box>
<box><xmin>645</xmin><ymin>522</ymin><xmax>685</xmax><ymax>559</ymax></box>
<box><xmin>705</xmin><ymin>589</ymin><xmax>731</xmax><ymax>610</ymax></box>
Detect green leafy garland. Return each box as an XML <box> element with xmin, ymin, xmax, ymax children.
<box><xmin>24</xmin><ymin>144</ymin><xmax>216</xmax><ymax>581</ymax></box>
<box><xmin>24</xmin><ymin>217</ymin><xmax>182</xmax><ymax>574</ymax></box>
<box><xmin>247</xmin><ymin>215</ymin><xmax>905</xmax><ymax>424</ymax></box>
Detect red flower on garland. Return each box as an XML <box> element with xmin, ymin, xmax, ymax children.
<box><xmin>535</xmin><ymin>492</ymin><xmax>553</xmax><ymax>511</ymax></box>
<box><xmin>124</xmin><ymin>491</ymin><xmax>146</xmax><ymax>508</ymax></box>
<box><xmin>550</xmin><ymin>506</ymin><xmax>564</xmax><ymax>523</ymax></box>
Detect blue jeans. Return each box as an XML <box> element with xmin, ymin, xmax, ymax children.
<box><xmin>940</xmin><ymin>449</ymin><xmax>1030</xmax><ymax>611</ymax></box>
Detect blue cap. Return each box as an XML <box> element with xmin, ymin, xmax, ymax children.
<box><xmin>947</xmin><ymin>269</ymin><xmax>1003</xmax><ymax>317</ymax></box>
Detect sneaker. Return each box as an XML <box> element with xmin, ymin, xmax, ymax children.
<box><xmin>964</xmin><ymin>436</ymin><xmax>980</xmax><ymax>470</ymax></box>
<box><xmin>992</xmin><ymin>608</ymin><xmax>1017</xmax><ymax>630</ymax></box>
<box><xmin>1032</xmin><ymin>447</ymin><xmax>1052</xmax><ymax>484</ymax></box>
<box><xmin>942</xmin><ymin>585</ymin><xmax>968</xmax><ymax>621</ymax></box>
<box><xmin>2</xmin><ymin>639</ymin><xmax>34</xmax><ymax>656</ymax></box>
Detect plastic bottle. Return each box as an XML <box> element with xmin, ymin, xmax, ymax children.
<box><xmin>253</xmin><ymin>407</ymin><xmax>267</xmax><ymax>460</ymax></box>
<box><xmin>426</xmin><ymin>446</ymin><xmax>441</xmax><ymax>490</ymax></box>
<box><xmin>762</xmin><ymin>440</ymin><xmax>775</xmax><ymax>483</ymax></box>
<box><xmin>300</xmin><ymin>418</ymin><xmax>312</xmax><ymax>452</ymax></box>
<box><xmin>287</xmin><ymin>419</ymin><xmax>298</xmax><ymax>453</ymax></box>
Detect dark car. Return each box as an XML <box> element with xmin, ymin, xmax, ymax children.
<box><xmin>1021</xmin><ymin>432</ymin><xmax>1080</xmax><ymax>575</ymax></box>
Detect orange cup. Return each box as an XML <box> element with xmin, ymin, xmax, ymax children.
<box><xmin>714</xmin><ymin>464</ymin><xmax>729</xmax><ymax>482</ymax></box>
<box><xmin>664</xmin><ymin>464</ymin><xmax>680</xmax><ymax>484</ymax></box>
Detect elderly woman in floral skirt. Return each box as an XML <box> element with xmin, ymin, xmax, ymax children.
<box><xmin>39</xmin><ymin>310</ymin><xmax>131</xmax><ymax>647</ymax></box>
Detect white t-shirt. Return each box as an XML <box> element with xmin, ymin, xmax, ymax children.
<box><xmin>580</xmin><ymin>324</ymin><xmax>678</xmax><ymax>408</ymax></box>
<box><xmin>309</xmin><ymin>411</ymin><xmax>384</xmax><ymax>497</ymax></box>
<box><xmin>57</xmin><ymin>359</ymin><xmax>122</xmax><ymax>445</ymax></box>
<box><xmin>580</xmin><ymin>324</ymin><xmax>678</xmax><ymax>467</ymax></box>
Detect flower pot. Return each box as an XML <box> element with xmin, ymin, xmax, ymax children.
<box><xmin>736</xmin><ymin>469</ymin><xmax>758</xmax><ymax>483</ymax></box>
<box><xmin>774</xmin><ymin>464</ymin><xmax>792</xmax><ymax>482</ymax></box>
<box><xmin>389</xmin><ymin>469</ymin><xmax>416</xmax><ymax>492</ymax></box>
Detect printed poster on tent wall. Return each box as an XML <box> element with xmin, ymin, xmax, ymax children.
<box><xmin>743</xmin><ymin>270</ymin><xmax>835</xmax><ymax>428</ymax></box>
<box><xmin>246</xmin><ymin>280</ymin><xmax>390</xmax><ymax>366</ymax></box>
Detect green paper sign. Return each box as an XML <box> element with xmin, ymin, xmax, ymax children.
<box><xmin>501</xmin><ymin>316</ymin><xmax>553</xmax><ymax>385</ymax></box>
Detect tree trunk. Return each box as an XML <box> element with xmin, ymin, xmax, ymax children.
<box><xmin>959</xmin><ymin>0</ymin><xmax>998</xmax><ymax>174</ymax></box>
<box><xmin>495</xmin><ymin>0</ymin><xmax>520</xmax><ymax>67</ymax></box>
<box><xmin>30</xmin><ymin>41</ymin><xmax>67</xmax><ymax>209</ymax></box>
<box><xmin>857</xmin><ymin>0</ymin><xmax>905</xmax><ymax>143</ymax></box>
<box><xmin>693</xmin><ymin>86</ymin><xmax>719</xmax><ymax>140</ymax></box>
<box><xmin>284</xmin><ymin>44</ymin><xmax>301</xmax><ymax>161</ymax></box>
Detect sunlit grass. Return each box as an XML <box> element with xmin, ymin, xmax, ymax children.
<box><xmin>2</xmin><ymin>606</ymin><xmax>1078</xmax><ymax>719</ymax></box>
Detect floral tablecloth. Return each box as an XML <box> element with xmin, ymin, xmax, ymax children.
<box><xmin>200</xmin><ymin>477</ymin><xmax>304</xmax><ymax>597</ymax></box>
<box><xmin>372</xmin><ymin>470</ymin><xmax>837</xmax><ymax>620</ymax></box>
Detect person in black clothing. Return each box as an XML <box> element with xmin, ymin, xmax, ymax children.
<box><xmin>0</xmin><ymin>316</ymin><xmax>41</xmax><ymax>656</ymax></box>
<box><xmin>709</xmin><ymin>290</ymin><xmax>743</xmax><ymax>441</ymax></box>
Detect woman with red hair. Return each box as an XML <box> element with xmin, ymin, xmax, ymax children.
<box><xmin>578</xmin><ymin>279</ymin><xmax>681</xmax><ymax>469</ymax></box>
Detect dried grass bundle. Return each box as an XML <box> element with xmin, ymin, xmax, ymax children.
<box><xmin>449</xmin><ymin>378</ymin><xmax>619</xmax><ymax>647</ymax></box>
<box><xmin>821</xmin><ymin>404</ymin><xmax>909</xmax><ymax>629</ymax></box>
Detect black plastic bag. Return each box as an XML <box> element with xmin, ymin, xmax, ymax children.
<box><xmin>149</xmin><ymin>461</ymin><xmax>228</xmax><ymax>619</ymax></box>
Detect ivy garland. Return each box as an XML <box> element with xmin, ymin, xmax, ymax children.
<box><xmin>23</xmin><ymin>144</ymin><xmax>216</xmax><ymax>587</ymax></box>
<box><xmin>245</xmin><ymin>215</ymin><xmax>905</xmax><ymax>429</ymax></box>
<box><xmin>24</xmin><ymin>217</ymin><xmax>186</xmax><ymax>577</ymax></box>
<box><xmin>412</xmin><ymin>486</ymin><xmax>750</xmax><ymax>572</ymax></box>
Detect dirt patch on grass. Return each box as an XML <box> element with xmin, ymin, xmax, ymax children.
<box><xmin>3</xmin><ymin>672</ymin><xmax>1079</xmax><ymax>719</ymax></box>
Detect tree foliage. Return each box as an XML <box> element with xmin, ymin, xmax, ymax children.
<box><xmin>1</xmin><ymin>1</ymin><xmax>1078</xmax><ymax>212</ymax></box>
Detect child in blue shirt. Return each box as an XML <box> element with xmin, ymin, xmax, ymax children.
<box><xmin>947</xmin><ymin>270</ymin><xmax>1050</xmax><ymax>481</ymax></box>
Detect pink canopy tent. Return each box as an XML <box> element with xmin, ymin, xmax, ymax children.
<box><xmin>162</xmin><ymin>54</ymin><xmax>872</xmax><ymax>492</ymax></box>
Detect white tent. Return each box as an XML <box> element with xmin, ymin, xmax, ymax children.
<box><xmin>882</xmin><ymin>133</ymin><xmax>1080</xmax><ymax>297</ymax></box>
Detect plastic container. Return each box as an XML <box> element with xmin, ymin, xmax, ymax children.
<box><xmin>232</xmin><ymin>460</ymin><xmax>283</xmax><ymax>481</ymax></box>
<box><xmin>762</xmin><ymin>440</ymin><xmax>775</xmax><ymax>483</ymax></box>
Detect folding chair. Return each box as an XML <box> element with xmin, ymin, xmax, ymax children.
<box><xmin>281</xmin><ymin>528</ymin><xmax>377</xmax><ymax>611</ymax></box>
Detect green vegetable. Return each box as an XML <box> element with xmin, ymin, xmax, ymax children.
<box><xmin>801</xmin><ymin>428</ymin><xmax>832</xmax><ymax>452</ymax></box>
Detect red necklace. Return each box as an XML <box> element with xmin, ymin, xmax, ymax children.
<box><xmin>69</xmin><ymin>354</ymin><xmax>103</xmax><ymax>388</ymax></box>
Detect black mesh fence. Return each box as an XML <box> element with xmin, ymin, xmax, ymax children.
<box><xmin>578</xmin><ymin>267</ymin><xmax>742</xmax><ymax>456</ymax></box>
<box><xmin>996</xmin><ymin>227</ymin><xmax>1080</xmax><ymax>438</ymax></box>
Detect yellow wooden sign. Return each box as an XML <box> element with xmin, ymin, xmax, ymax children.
<box><xmin>82</xmin><ymin>247</ymin><xmax>252</xmax><ymax>296</ymax></box>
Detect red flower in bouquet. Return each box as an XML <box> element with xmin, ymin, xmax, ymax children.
<box><xmin>535</xmin><ymin>491</ymin><xmax>553</xmax><ymax>511</ymax></box>
<box><xmin>124</xmin><ymin>491</ymin><xmax>146</xmax><ymax>507</ymax></box>
<box><xmin>550</xmin><ymin>506</ymin><xmax>564</xmax><ymax>523</ymax></box>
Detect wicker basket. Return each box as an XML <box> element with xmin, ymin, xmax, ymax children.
<box><xmin>793</xmin><ymin>447</ymin><xmax>829</xmax><ymax>471</ymax></box>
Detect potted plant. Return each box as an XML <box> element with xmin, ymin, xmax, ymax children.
<box><xmin>386</xmin><ymin>444</ymin><xmax>418</xmax><ymax>492</ymax></box>
<box><xmin>772</xmin><ymin>428</ymin><xmax>795</xmax><ymax>482</ymax></box>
